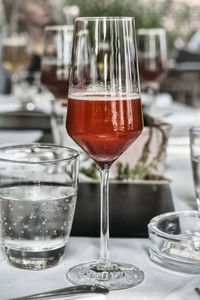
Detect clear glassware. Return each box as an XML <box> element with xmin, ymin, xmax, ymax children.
<box><xmin>1</xmin><ymin>2</ymin><xmax>38</xmax><ymax>112</ymax></box>
<box><xmin>137</xmin><ymin>28</ymin><xmax>168</xmax><ymax>115</ymax></box>
<box><xmin>148</xmin><ymin>211</ymin><xmax>200</xmax><ymax>274</ymax></box>
<box><xmin>66</xmin><ymin>17</ymin><xmax>144</xmax><ymax>290</ymax></box>
<box><xmin>0</xmin><ymin>244</ymin><xmax>5</xmax><ymax>264</ymax></box>
<box><xmin>40</xmin><ymin>25</ymin><xmax>74</xmax><ymax>146</ymax></box>
<box><xmin>1</xmin><ymin>32</ymin><xmax>30</xmax><ymax>96</ymax></box>
<box><xmin>190</xmin><ymin>126</ymin><xmax>200</xmax><ymax>210</ymax></box>
<box><xmin>0</xmin><ymin>144</ymin><xmax>79</xmax><ymax>270</ymax></box>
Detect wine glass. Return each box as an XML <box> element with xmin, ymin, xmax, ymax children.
<box><xmin>138</xmin><ymin>28</ymin><xmax>168</xmax><ymax>115</ymax></box>
<box><xmin>1</xmin><ymin>32</ymin><xmax>30</xmax><ymax>96</ymax></box>
<box><xmin>66</xmin><ymin>17</ymin><xmax>144</xmax><ymax>290</ymax></box>
<box><xmin>40</xmin><ymin>25</ymin><xmax>74</xmax><ymax>145</ymax></box>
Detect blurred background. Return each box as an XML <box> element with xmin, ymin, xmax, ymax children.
<box><xmin>0</xmin><ymin>0</ymin><xmax>199</xmax><ymax>105</ymax></box>
<box><xmin>0</xmin><ymin>0</ymin><xmax>200</xmax><ymax>147</ymax></box>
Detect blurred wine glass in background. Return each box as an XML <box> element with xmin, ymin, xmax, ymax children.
<box><xmin>63</xmin><ymin>5</ymin><xmax>79</xmax><ymax>25</ymax></box>
<box><xmin>0</xmin><ymin>0</ymin><xmax>56</xmax><ymax>111</ymax></box>
<box><xmin>2</xmin><ymin>33</ymin><xmax>30</xmax><ymax>80</ymax></box>
<box><xmin>1</xmin><ymin>1</ymin><xmax>31</xmax><ymax>108</ymax></box>
<box><xmin>40</xmin><ymin>25</ymin><xmax>74</xmax><ymax>145</ymax></box>
<box><xmin>138</xmin><ymin>28</ymin><xmax>168</xmax><ymax>116</ymax></box>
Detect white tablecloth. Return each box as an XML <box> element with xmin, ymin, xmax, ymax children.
<box><xmin>0</xmin><ymin>101</ymin><xmax>200</xmax><ymax>300</ymax></box>
<box><xmin>0</xmin><ymin>237</ymin><xmax>200</xmax><ymax>300</ymax></box>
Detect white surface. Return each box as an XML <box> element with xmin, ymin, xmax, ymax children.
<box><xmin>0</xmin><ymin>171</ymin><xmax>197</xmax><ymax>300</ymax></box>
<box><xmin>0</xmin><ymin>94</ymin><xmax>22</xmax><ymax>112</ymax></box>
<box><xmin>0</xmin><ymin>100</ymin><xmax>199</xmax><ymax>299</ymax></box>
<box><xmin>0</xmin><ymin>237</ymin><xmax>199</xmax><ymax>300</ymax></box>
<box><xmin>0</xmin><ymin>130</ymin><xmax>43</xmax><ymax>145</ymax></box>
<box><xmin>0</xmin><ymin>90</ymin><xmax>52</xmax><ymax>115</ymax></box>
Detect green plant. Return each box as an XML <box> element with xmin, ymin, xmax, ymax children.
<box><xmin>114</xmin><ymin>114</ymin><xmax>169</xmax><ymax>181</ymax></box>
<box><xmin>64</xmin><ymin>0</ymin><xmax>199</xmax><ymax>54</ymax></box>
<box><xmin>65</xmin><ymin>0</ymin><xmax>172</xmax><ymax>29</ymax></box>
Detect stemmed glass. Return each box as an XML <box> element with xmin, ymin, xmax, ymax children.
<box><xmin>138</xmin><ymin>28</ymin><xmax>168</xmax><ymax>115</ymax></box>
<box><xmin>40</xmin><ymin>25</ymin><xmax>74</xmax><ymax>145</ymax></box>
<box><xmin>1</xmin><ymin>31</ymin><xmax>30</xmax><ymax>101</ymax></box>
<box><xmin>1</xmin><ymin>0</ymin><xmax>29</xmax><ymax>79</ymax></box>
<box><xmin>66</xmin><ymin>17</ymin><xmax>144</xmax><ymax>290</ymax></box>
<box><xmin>1</xmin><ymin>34</ymin><xmax>29</xmax><ymax>76</ymax></box>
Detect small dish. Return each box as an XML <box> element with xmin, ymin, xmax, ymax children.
<box><xmin>148</xmin><ymin>211</ymin><xmax>200</xmax><ymax>274</ymax></box>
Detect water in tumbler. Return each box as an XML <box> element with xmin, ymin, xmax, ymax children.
<box><xmin>192</xmin><ymin>155</ymin><xmax>200</xmax><ymax>209</ymax></box>
<box><xmin>0</xmin><ymin>183</ymin><xmax>76</xmax><ymax>252</ymax></box>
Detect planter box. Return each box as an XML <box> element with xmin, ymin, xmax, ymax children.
<box><xmin>112</xmin><ymin>120</ymin><xmax>172</xmax><ymax>180</ymax></box>
<box><xmin>71</xmin><ymin>181</ymin><xmax>174</xmax><ymax>238</ymax></box>
<box><xmin>71</xmin><ymin>118</ymin><xmax>173</xmax><ymax>238</ymax></box>
<box><xmin>0</xmin><ymin>109</ymin><xmax>173</xmax><ymax>238</ymax></box>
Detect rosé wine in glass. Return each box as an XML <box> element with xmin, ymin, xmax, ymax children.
<box><xmin>67</xmin><ymin>94</ymin><xmax>143</xmax><ymax>167</ymax></box>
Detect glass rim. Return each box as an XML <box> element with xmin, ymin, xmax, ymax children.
<box><xmin>190</xmin><ymin>126</ymin><xmax>200</xmax><ymax>134</ymax></box>
<box><xmin>75</xmin><ymin>16</ymin><xmax>135</xmax><ymax>22</ymax></box>
<box><xmin>148</xmin><ymin>210</ymin><xmax>200</xmax><ymax>241</ymax></box>
<box><xmin>44</xmin><ymin>25</ymin><xmax>74</xmax><ymax>31</ymax></box>
<box><xmin>0</xmin><ymin>143</ymin><xmax>79</xmax><ymax>164</ymax></box>
<box><xmin>137</xmin><ymin>28</ymin><xmax>166</xmax><ymax>34</ymax></box>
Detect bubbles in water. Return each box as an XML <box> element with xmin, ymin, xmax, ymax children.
<box><xmin>0</xmin><ymin>184</ymin><xmax>76</xmax><ymax>251</ymax></box>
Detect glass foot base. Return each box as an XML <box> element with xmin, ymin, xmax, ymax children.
<box><xmin>5</xmin><ymin>246</ymin><xmax>65</xmax><ymax>270</ymax></box>
<box><xmin>66</xmin><ymin>261</ymin><xmax>144</xmax><ymax>290</ymax></box>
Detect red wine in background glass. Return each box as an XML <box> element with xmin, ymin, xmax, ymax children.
<box><xmin>139</xmin><ymin>55</ymin><xmax>167</xmax><ymax>83</ymax></box>
<box><xmin>66</xmin><ymin>94</ymin><xmax>143</xmax><ymax>168</ymax></box>
<box><xmin>40</xmin><ymin>64</ymin><xmax>69</xmax><ymax>105</ymax></box>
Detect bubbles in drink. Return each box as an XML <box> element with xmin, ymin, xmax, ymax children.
<box><xmin>2</xmin><ymin>36</ymin><xmax>30</xmax><ymax>74</ymax></box>
<box><xmin>0</xmin><ymin>183</ymin><xmax>77</xmax><ymax>251</ymax></box>
<box><xmin>66</xmin><ymin>93</ymin><xmax>143</xmax><ymax>167</ymax></box>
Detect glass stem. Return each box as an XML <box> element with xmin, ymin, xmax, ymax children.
<box><xmin>50</xmin><ymin>100</ymin><xmax>67</xmax><ymax>146</ymax></box>
<box><xmin>100</xmin><ymin>166</ymin><xmax>110</xmax><ymax>263</ymax></box>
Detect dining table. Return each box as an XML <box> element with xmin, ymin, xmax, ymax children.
<box><xmin>0</xmin><ymin>93</ymin><xmax>200</xmax><ymax>300</ymax></box>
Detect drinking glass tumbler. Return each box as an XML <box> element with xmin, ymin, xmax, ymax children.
<box><xmin>190</xmin><ymin>126</ymin><xmax>200</xmax><ymax>210</ymax></box>
<box><xmin>0</xmin><ymin>144</ymin><xmax>79</xmax><ymax>270</ymax></box>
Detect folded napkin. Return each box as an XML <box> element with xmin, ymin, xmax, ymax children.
<box><xmin>0</xmin><ymin>94</ymin><xmax>21</xmax><ymax>112</ymax></box>
<box><xmin>0</xmin><ymin>130</ymin><xmax>43</xmax><ymax>145</ymax></box>
<box><xmin>0</xmin><ymin>90</ymin><xmax>52</xmax><ymax>115</ymax></box>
